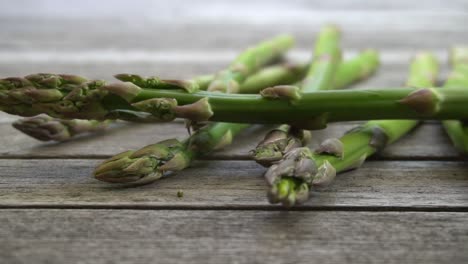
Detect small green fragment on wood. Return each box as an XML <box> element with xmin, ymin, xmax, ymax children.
<box><xmin>177</xmin><ymin>190</ymin><xmax>184</xmax><ymax>198</ymax></box>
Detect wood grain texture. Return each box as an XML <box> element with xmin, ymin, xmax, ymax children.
<box><xmin>0</xmin><ymin>55</ymin><xmax>438</xmax><ymax>85</ymax></box>
<box><xmin>1</xmin><ymin>209</ymin><xmax>467</xmax><ymax>264</ymax></box>
<box><xmin>1</xmin><ymin>1</ymin><xmax>468</xmax><ymax>262</ymax></box>
<box><xmin>1</xmin><ymin>2</ymin><xmax>467</xmax><ymax>52</ymax></box>
<box><xmin>1</xmin><ymin>159</ymin><xmax>467</xmax><ymax>208</ymax></box>
<box><xmin>0</xmin><ymin>119</ymin><xmax>459</xmax><ymax>159</ymax></box>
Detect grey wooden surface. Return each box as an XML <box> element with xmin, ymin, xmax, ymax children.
<box><xmin>1</xmin><ymin>1</ymin><xmax>468</xmax><ymax>263</ymax></box>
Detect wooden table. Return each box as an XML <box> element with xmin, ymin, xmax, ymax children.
<box><xmin>1</xmin><ymin>1</ymin><xmax>468</xmax><ymax>263</ymax></box>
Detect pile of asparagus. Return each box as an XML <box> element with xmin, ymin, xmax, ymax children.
<box><xmin>1</xmin><ymin>25</ymin><xmax>467</xmax><ymax>206</ymax></box>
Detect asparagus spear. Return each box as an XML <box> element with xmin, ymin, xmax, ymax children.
<box><xmin>11</xmin><ymin>62</ymin><xmax>307</xmax><ymax>141</ymax></box>
<box><xmin>2</xmin><ymin>76</ymin><xmax>467</xmax><ymax>125</ymax></box>
<box><xmin>253</xmin><ymin>25</ymin><xmax>341</xmax><ymax>167</ymax></box>
<box><xmin>94</xmin><ymin>122</ymin><xmax>248</xmax><ymax>184</ymax></box>
<box><xmin>253</xmin><ymin>48</ymin><xmax>380</xmax><ymax>166</ymax></box>
<box><xmin>265</xmin><ymin>52</ymin><xmax>439</xmax><ymax>206</ymax></box>
<box><xmin>94</xmin><ymin>36</ymin><xmax>300</xmax><ymax>184</ymax></box>
<box><xmin>12</xmin><ymin>114</ymin><xmax>111</xmax><ymax>142</ymax></box>
<box><xmin>442</xmin><ymin>47</ymin><xmax>468</xmax><ymax>153</ymax></box>
<box><xmin>207</xmin><ymin>34</ymin><xmax>295</xmax><ymax>93</ymax></box>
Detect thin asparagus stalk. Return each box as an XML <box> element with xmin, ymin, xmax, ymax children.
<box><xmin>442</xmin><ymin>47</ymin><xmax>468</xmax><ymax>153</ymax></box>
<box><xmin>94</xmin><ymin>122</ymin><xmax>247</xmax><ymax>184</ymax></box>
<box><xmin>301</xmin><ymin>24</ymin><xmax>341</xmax><ymax>92</ymax></box>
<box><xmin>94</xmin><ymin>36</ymin><xmax>301</xmax><ymax>184</ymax></box>
<box><xmin>264</xmin><ymin>52</ymin><xmax>439</xmax><ymax>206</ymax></box>
<box><xmin>12</xmin><ymin>114</ymin><xmax>111</xmax><ymax>142</ymax></box>
<box><xmin>253</xmin><ymin>49</ymin><xmax>379</xmax><ymax>166</ymax></box>
<box><xmin>207</xmin><ymin>34</ymin><xmax>295</xmax><ymax>93</ymax></box>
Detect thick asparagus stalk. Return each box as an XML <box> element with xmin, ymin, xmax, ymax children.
<box><xmin>253</xmin><ymin>49</ymin><xmax>380</xmax><ymax>166</ymax></box>
<box><xmin>207</xmin><ymin>34</ymin><xmax>295</xmax><ymax>93</ymax></box>
<box><xmin>2</xmin><ymin>76</ymin><xmax>468</xmax><ymax>126</ymax></box>
<box><xmin>264</xmin><ymin>52</ymin><xmax>439</xmax><ymax>206</ymax></box>
<box><xmin>11</xmin><ymin>62</ymin><xmax>307</xmax><ymax>141</ymax></box>
<box><xmin>12</xmin><ymin>114</ymin><xmax>111</xmax><ymax>141</ymax></box>
<box><xmin>253</xmin><ymin>25</ymin><xmax>342</xmax><ymax>167</ymax></box>
<box><xmin>442</xmin><ymin>47</ymin><xmax>468</xmax><ymax>153</ymax></box>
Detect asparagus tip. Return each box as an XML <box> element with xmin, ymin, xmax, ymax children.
<box><xmin>12</xmin><ymin>114</ymin><xmax>71</xmax><ymax>141</ymax></box>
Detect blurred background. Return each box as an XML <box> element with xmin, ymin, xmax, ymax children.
<box><xmin>0</xmin><ymin>0</ymin><xmax>467</xmax><ymax>80</ymax></box>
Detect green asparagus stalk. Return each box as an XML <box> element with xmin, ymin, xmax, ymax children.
<box><xmin>253</xmin><ymin>48</ymin><xmax>380</xmax><ymax>166</ymax></box>
<box><xmin>94</xmin><ymin>36</ymin><xmax>302</xmax><ymax>184</ymax></box>
<box><xmin>12</xmin><ymin>114</ymin><xmax>111</xmax><ymax>141</ymax></box>
<box><xmin>264</xmin><ymin>52</ymin><xmax>439</xmax><ymax>206</ymax></box>
<box><xmin>2</xmin><ymin>77</ymin><xmax>468</xmax><ymax>126</ymax></box>
<box><xmin>94</xmin><ymin>122</ymin><xmax>246</xmax><ymax>184</ymax></box>
<box><xmin>301</xmin><ymin>24</ymin><xmax>341</xmax><ymax>92</ymax></box>
<box><xmin>442</xmin><ymin>47</ymin><xmax>468</xmax><ymax>153</ymax></box>
<box><xmin>10</xmin><ymin>62</ymin><xmax>307</xmax><ymax>141</ymax></box>
<box><xmin>253</xmin><ymin>25</ymin><xmax>342</xmax><ymax>167</ymax></box>
<box><xmin>207</xmin><ymin>34</ymin><xmax>295</xmax><ymax>93</ymax></box>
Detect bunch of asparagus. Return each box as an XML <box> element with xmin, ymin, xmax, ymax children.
<box><xmin>1</xmin><ymin>25</ymin><xmax>467</xmax><ymax>207</ymax></box>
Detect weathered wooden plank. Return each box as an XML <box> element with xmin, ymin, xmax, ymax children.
<box><xmin>0</xmin><ymin>13</ymin><xmax>467</xmax><ymax>51</ymax></box>
<box><xmin>0</xmin><ymin>54</ymin><xmax>434</xmax><ymax>86</ymax></box>
<box><xmin>2</xmin><ymin>0</ymin><xmax>467</xmax><ymax>17</ymax></box>
<box><xmin>0</xmin><ymin>112</ymin><xmax>19</xmax><ymax>123</ymax></box>
<box><xmin>0</xmin><ymin>119</ymin><xmax>459</xmax><ymax>159</ymax></box>
<box><xmin>0</xmin><ymin>159</ymin><xmax>467</xmax><ymax>208</ymax></box>
<box><xmin>0</xmin><ymin>114</ymin><xmax>459</xmax><ymax>159</ymax></box>
<box><xmin>1</xmin><ymin>209</ymin><xmax>467</xmax><ymax>264</ymax></box>
<box><xmin>0</xmin><ymin>53</ymin><xmax>448</xmax><ymax>81</ymax></box>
